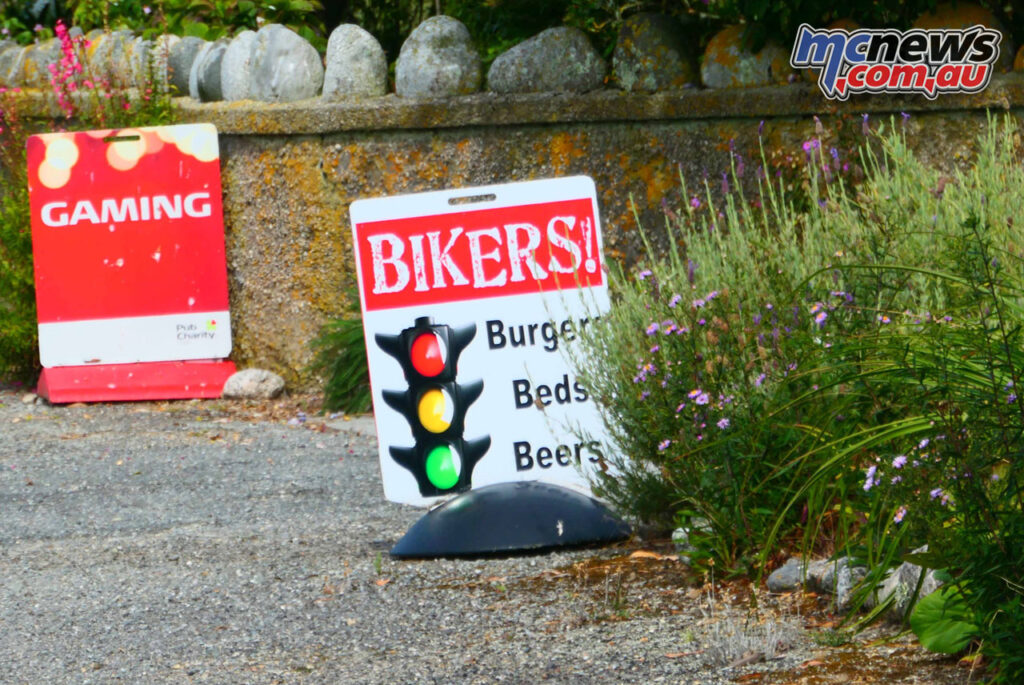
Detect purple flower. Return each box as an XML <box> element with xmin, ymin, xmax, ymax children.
<box><xmin>862</xmin><ymin>113</ymin><xmax>870</xmax><ymax>136</ymax></box>
<box><xmin>1009</xmin><ymin>394</ymin><xmax>1018</xmax><ymax>404</ymax></box>
<box><xmin>754</xmin><ymin>373</ymin><xmax>766</xmax><ymax>387</ymax></box>
<box><xmin>864</xmin><ymin>465</ymin><xmax>880</xmax><ymax>491</ymax></box>
<box><xmin>650</xmin><ymin>345</ymin><xmax>660</xmax><ymax>353</ymax></box>
<box><xmin>638</xmin><ymin>269</ymin><xmax>653</xmax><ymax>280</ymax></box>
<box><xmin>892</xmin><ymin>455</ymin><xmax>907</xmax><ymax>469</ymax></box>
<box><xmin>758</xmin><ymin>120</ymin><xmax>765</xmax><ymax>137</ymax></box>
<box><xmin>930</xmin><ymin>487</ymin><xmax>943</xmax><ymax>500</ymax></box>
<box><xmin>918</xmin><ymin>438</ymin><xmax>930</xmax><ymax>450</ymax></box>
<box><xmin>753</xmin><ymin>314</ymin><xmax>762</xmax><ymax>325</ymax></box>
<box><xmin>878</xmin><ymin>314</ymin><xmax>891</xmax><ymax>324</ymax></box>
<box><xmin>695</xmin><ymin>392</ymin><xmax>710</xmax><ymax>406</ymax></box>
<box><xmin>693</xmin><ymin>298</ymin><xmax>706</xmax><ymax>309</ymax></box>
<box><xmin>717</xmin><ymin>418</ymin><xmax>730</xmax><ymax>430</ymax></box>
<box><xmin>658</xmin><ymin>439</ymin><xmax>671</xmax><ymax>451</ymax></box>
<box><xmin>687</xmin><ymin>259</ymin><xmax>697</xmax><ymax>285</ymax></box>
<box><xmin>721</xmin><ymin>172</ymin><xmax>729</xmax><ymax>195</ymax></box>
<box><xmin>690</xmin><ymin>196</ymin><xmax>701</xmax><ymax>209</ymax></box>
<box><xmin>687</xmin><ymin>389</ymin><xmax>702</xmax><ymax>400</ymax></box>
<box><xmin>894</xmin><ymin>506</ymin><xmax>907</xmax><ymax>524</ymax></box>
<box><xmin>736</xmin><ymin>155</ymin><xmax>745</xmax><ymax>178</ymax></box>
<box><xmin>669</xmin><ymin>294</ymin><xmax>682</xmax><ymax>308</ymax></box>
<box><xmin>698</xmin><ymin>318</ymin><xmax>706</xmax><ymax>326</ymax></box>
<box><xmin>815</xmin><ymin>311</ymin><xmax>828</xmax><ymax>327</ymax></box>
<box><xmin>676</xmin><ymin>402</ymin><xmax>686</xmax><ymax>413</ymax></box>
<box><xmin>901</xmin><ymin>111</ymin><xmax>910</xmax><ymax>122</ymax></box>
<box><xmin>640</xmin><ymin>390</ymin><xmax>650</xmax><ymax>400</ymax></box>
<box><xmin>646</xmin><ymin>323</ymin><xmax>659</xmax><ymax>335</ymax></box>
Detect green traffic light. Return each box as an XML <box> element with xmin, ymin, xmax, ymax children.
<box><xmin>425</xmin><ymin>444</ymin><xmax>460</xmax><ymax>490</ymax></box>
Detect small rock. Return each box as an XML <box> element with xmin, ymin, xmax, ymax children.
<box><xmin>222</xmin><ymin>369</ymin><xmax>285</xmax><ymax>400</ymax></box>
<box><xmin>168</xmin><ymin>36</ymin><xmax>206</xmax><ymax>95</ymax></box>
<box><xmin>21</xmin><ymin>392</ymin><xmax>38</xmax><ymax>405</ymax></box>
<box><xmin>671</xmin><ymin>517</ymin><xmax>711</xmax><ymax>565</ymax></box>
<box><xmin>189</xmin><ymin>39</ymin><xmax>228</xmax><ymax>101</ymax></box>
<box><xmin>701</xmin><ymin>25</ymin><xmax>791</xmax><ymax>88</ymax></box>
<box><xmin>220</xmin><ymin>30</ymin><xmax>258</xmax><ymax>101</ymax></box>
<box><xmin>487</xmin><ymin>27</ymin><xmax>605</xmax><ymax>94</ymax></box>
<box><xmin>322</xmin><ymin>24</ymin><xmax>387</xmax><ymax>99</ymax></box>
<box><xmin>871</xmin><ymin>546</ymin><xmax>944</xmax><ymax>621</ymax></box>
<box><xmin>396</xmin><ymin>15</ymin><xmax>480</xmax><ymax>97</ymax></box>
<box><xmin>249</xmin><ymin>24</ymin><xmax>324</xmax><ymax>103</ymax></box>
<box><xmin>613</xmin><ymin>13</ymin><xmax>695</xmax><ymax>92</ymax></box>
<box><xmin>766</xmin><ymin>557</ymin><xmax>807</xmax><ymax>593</ymax></box>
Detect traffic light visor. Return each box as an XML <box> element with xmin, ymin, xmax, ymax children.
<box><xmin>418</xmin><ymin>387</ymin><xmax>454</xmax><ymax>433</ymax></box>
<box><xmin>411</xmin><ymin>331</ymin><xmax>447</xmax><ymax>377</ymax></box>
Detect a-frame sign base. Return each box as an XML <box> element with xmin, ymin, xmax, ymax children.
<box><xmin>37</xmin><ymin>359</ymin><xmax>236</xmax><ymax>403</ymax></box>
<box><xmin>390</xmin><ymin>481</ymin><xmax>631</xmax><ymax>558</ymax></box>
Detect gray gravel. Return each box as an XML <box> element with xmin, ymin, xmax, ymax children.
<box><xmin>1</xmin><ymin>390</ymin><xmax>941</xmax><ymax>684</ymax></box>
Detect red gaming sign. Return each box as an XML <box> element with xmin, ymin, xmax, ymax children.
<box><xmin>27</xmin><ymin>124</ymin><xmax>234</xmax><ymax>401</ymax></box>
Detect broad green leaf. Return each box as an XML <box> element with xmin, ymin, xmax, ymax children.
<box><xmin>910</xmin><ymin>586</ymin><xmax>979</xmax><ymax>654</ymax></box>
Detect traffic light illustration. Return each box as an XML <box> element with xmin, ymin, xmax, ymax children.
<box><xmin>375</xmin><ymin>316</ymin><xmax>491</xmax><ymax>497</ymax></box>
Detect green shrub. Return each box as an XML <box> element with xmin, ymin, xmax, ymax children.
<box><xmin>0</xmin><ymin>88</ymin><xmax>37</xmax><ymax>382</ymax></box>
<box><xmin>576</xmin><ymin>114</ymin><xmax>1024</xmax><ymax>678</ymax></box>
<box><xmin>309</xmin><ymin>293</ymin><xmax>372</xmax><ymax>415</ymax></box>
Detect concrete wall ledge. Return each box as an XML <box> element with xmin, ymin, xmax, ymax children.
<box><xmin>176</xmin><ymin>74</ymin><xmax>1024</xmax><ymax>135</ymax></box>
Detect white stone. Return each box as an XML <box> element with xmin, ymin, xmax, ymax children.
<box><xmin>249</xmin><ymin>24</ymin><xmax>324</xmax><ymax>103</ymax></box>
<box><xmin>395</xmin><ymin>15</ymin><xmax>480</xmax><ymax>98</ymax></box>
<box><xmin>221</xmin><ymin>30</ymin><xmax>258</xmax><ymax>101</ymax></box>
<box><xmin>322</xmin><ymin>24</ymin><xmax>386</xmax><ymax>100</ymax></box>
<box><xmin>222</xmin><ymin>369</ymin><xmax>286</xmax><ymax>399</ymax></box>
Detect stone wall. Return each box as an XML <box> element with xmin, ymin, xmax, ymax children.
<box><xmin>164</xmin><ymin>79</ymin><xmax>1023</xmax><ymax>387</ymax></box>
<box><xmin>5</xmin><ymin>12</ymin><xmax>1024</xmax><ymax>388</ymax></box>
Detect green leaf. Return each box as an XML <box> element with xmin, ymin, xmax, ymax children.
<box><xmin>910</xmin><ymin>586</ymin><xmax>979</xmax><ymax>654</ymax></box>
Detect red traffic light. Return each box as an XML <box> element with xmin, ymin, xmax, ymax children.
<box><xmin>410</xmin><ymin>331</ymin><xmax>447</xmax><ymax>377</ymax></box>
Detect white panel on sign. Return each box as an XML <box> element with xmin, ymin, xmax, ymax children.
<box><xmin>350</xmin><ymin>176</ymin><xmax>612</xmax><ymax>507</ymax></box>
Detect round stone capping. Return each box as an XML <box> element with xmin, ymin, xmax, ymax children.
<box><xmin>488</xmin><ymin>26</ymin><xmax>606</xmax><ymax>94</ymax></box>
<box><xmin>613</xmin><ymin>13</ymin><xmax>696</xmax><ymax>92</ymax></box>
<box><xmin>395</xmin><ymin>15</ymin><xmax>481</xmax><ymax>98</ymax></box>
<box><xmin>701</xmin><ymin>24</ymin><xmax>792</xmax><ymax>88</ymax></box>
<box><xmin>323</xmin><ymin>24</ymin><xmax>387</xmax><ymax>100</ymax></box>
<box><xmin>0</xmin><ymin>44</ymin><xmax>27</xmax><ymax>88</ymax></box>
<box><xmin>221</xmin><ymin>30</ymin><xmax>258</xmax><ymax>101</ymax></box>
<box><xmin>190</xmin><ymin>39</ymin><xmax>229</xmax><ymax>102</ymax></box>
<box><xmin>168</xmin><ymin>36</ymin><xmax>206</xmax><ymax>95</ymax></box>
<box><xmin>20</xmin><ymin>38</ymin><xmax>63</xmax><ymax>89</ymax></box>
<box><xmin>249</xmin><ymin>23</ymin><xmax>324</xmax><ymax>103</ymax></box>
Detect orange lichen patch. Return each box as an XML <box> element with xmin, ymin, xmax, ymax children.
<box><xmin>1016</xmin><ymin>46</ymin><xmax>1024</xmax><ymax>72</ymax></box>
<box><xmin>544</xmin><ymin>132</ymin><xmax>587</xmax><ymax>175</ymax></box>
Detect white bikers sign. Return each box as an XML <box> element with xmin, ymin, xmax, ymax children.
<box><xmin>350</xmin><ymin>177</ymin><xmax>611</xmax><ymax>506</ymax></box>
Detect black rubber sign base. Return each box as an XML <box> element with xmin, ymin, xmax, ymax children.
<box><xmin>390</xmin><ymin>481</ymin><xmax>631</xmax><ymax>558</ymax></box>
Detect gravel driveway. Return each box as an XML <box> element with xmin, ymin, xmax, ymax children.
<box><xmin>0</xmin><ymin>389</ymin><xmax>964</xmax><ymax>684</ymax></box>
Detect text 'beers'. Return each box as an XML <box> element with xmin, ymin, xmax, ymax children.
<box><xmin>376</xmin><ymin>317</ymin><xmax>490</xmax><ymax>497</ymax></box>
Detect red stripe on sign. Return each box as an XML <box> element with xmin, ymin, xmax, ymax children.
<box><xmin>355</xmin><ymin>198</ymin><xmax>604</xmax><ymax>311</ymax></box>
